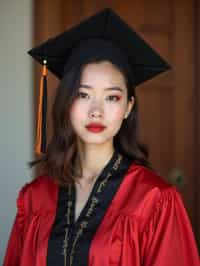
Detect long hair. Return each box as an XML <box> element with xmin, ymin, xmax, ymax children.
<box><xmin>29</xmin><ymin>57</ymin><xmax>152</xmax><ymax>186</ymax></box>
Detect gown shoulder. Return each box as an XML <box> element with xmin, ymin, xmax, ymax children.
<box><xmin>127</xmin><ymin>163</ymin><xmax>172</xmax><ymax>190</ymax></box>
<box><xmin>119</xmin><ymin>163</ymin><xmax>200</xmax><ymax>265</ymax></box>
<box><xmin>115</xmin><ymin>162</ymin><xmax>174</xmax><ymax>216</ymax></box>
<box><xmin>16</xmin><ymin>175</ymin><xmax>58</xmax><ymax>216</ymax></box>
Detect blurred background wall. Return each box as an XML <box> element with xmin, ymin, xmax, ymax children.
<box><xmin>0</xmin><ymin>0</ymin><xmax>33</xmax><ymax>263</ymax></box>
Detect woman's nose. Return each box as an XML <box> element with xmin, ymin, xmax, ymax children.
<box><xmin>89</xmin><ymin>110</ymin><xmax>103</xmax><ymax>118</ymax></box>
<box><xmin>88</xmin><ymin>102</ymin><xmax>104</xmax><ymax>118</ymax></box>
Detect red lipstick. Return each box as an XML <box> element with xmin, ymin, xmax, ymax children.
<box><xmin>86</xmin><ymin>123</ymin><xmax>106</xmax><ymax>133</ymax></box>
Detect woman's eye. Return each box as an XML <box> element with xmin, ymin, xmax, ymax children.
<box><xmin>107</xmin><ymin>95</ymin><xmax>121</xmax><ymax>101</ymax></box>
<box><xmin>77</xmin><ymin>92</ymin><xmax>121</xmax><ymax>101</ymax></box>
<box><xmin>77</xmin><ymin>92</ymin><xmax>89</xmax><ymax>99</ymax></box>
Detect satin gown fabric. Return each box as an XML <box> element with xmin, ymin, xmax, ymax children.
<box><xmin>3</xmin><ymin>157</ymin><xmax>200</xmax><ymax>265</ymax></box>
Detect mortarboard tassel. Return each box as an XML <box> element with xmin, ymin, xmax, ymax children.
<box><xmin>35</xmin><ymin>59</ymin><xmax>47</xmax><ymax>155</ymax></box>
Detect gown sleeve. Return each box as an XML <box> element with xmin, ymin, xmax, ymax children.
<box><xmin>141</xmin><ymin>186</ymin><xmax>200</xmax><ymax>266</ymax></box>
<box><xmin>3</xmin><ymin>184</ymin><xmax>27</xmax><ymax>266</ymax></box>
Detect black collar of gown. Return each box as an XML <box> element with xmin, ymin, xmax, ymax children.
<box><xmin>47</xmin><ymin>149</ymin><xmax>133</xmax><ymax>266</ymax></box>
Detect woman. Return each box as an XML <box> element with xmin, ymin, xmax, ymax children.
<box><xmin>3</xmin><ymin>8</ymin><xmax>200</xmax><ymax>266</ymax></box>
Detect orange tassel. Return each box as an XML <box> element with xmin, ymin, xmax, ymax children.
<box><xmin>35</xmin><ymin>60</ymin><xmax>47</xmax><ymax>155</ymax></box>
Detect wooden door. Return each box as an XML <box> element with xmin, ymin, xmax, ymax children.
<box><xmin>33</xmin><ymin>0</ymin><xmax>199</xmax><ymax>246</ymax></box>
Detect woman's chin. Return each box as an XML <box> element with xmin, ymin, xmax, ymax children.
<box><xmin>78</xmin><ymin>135</ymin><xmax>113</xmax><ymax>146</ymax></box>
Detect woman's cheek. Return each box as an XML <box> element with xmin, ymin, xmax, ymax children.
<box><xmin>70</xmin><ymin>102</ymin><xmax>86</xmax><ymax>120</ymax></box>
<box><xmin>108</xmin><ymin>106</ymin><xmax>124</xmax><ymax>121</ymax></box>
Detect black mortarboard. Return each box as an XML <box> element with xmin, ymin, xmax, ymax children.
<box><xmin>28</xmin><ymin>7</ymin><xmax>170</xmax><ymax>154</ymax></box>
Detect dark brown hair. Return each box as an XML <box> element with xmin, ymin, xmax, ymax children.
<box><xmin>29</xmin><ymin>57</ymin><xmax>152</xmax><ymax>186</ymax></box>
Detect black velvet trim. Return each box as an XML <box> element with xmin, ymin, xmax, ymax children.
<box><xmin>47</xmin><ymin>186</ymin><xmax>68</xmax><ymax>266</ymax></box>
<box><xmin>47</xmin><ymin>149</ymin><xmax>132</xmax><ymax>266</ymax></box>
<box><xmin>72</xmin><ymin>152</ymin><xmax>132</xmax><ymax>266</ymax></box>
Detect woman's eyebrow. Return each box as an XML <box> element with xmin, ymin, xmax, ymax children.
<box><xmin>79</xmin><ymin>84</ymin><xmax>124</xmax><ymax>92</ymax></box>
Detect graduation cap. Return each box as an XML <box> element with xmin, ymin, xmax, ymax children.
<box><xmin>28</xmin><ymin>7</ymin><xmax>170</xmax><ymax>155</ymax></box>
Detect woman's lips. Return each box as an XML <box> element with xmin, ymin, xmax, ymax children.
<box><xmin>86</xmin><ymin>127</ymin><xmax>105</xmax><ymax>133</ymax></box>
<box><xmin>85</xmin><ymin>123</ymin><xmax>106</xmax><ymax>133</ymax></box>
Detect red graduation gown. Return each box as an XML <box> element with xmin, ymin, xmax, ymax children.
<box><xmin>3</xmin><ymin>159</ymin><xmax>200</xmax><ymax>265</ymax></box>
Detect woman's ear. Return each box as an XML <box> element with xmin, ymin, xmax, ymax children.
<box><xmin>124</xmin><ymin>96</ymin><xmax>135</xmax><ymax>119</ymax></box>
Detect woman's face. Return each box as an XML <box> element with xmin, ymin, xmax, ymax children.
<box><xmin>69</xmin><ymin>61</ymin><xmax>134</xmax><ymax>146</ymax></box>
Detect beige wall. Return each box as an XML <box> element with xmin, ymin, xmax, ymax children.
<box><xmin>0</xmin><ymin>0</ymin><xmax>33</xmax><ymax>262</ymax></box>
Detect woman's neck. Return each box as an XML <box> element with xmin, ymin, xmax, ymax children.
<box><xmin>75</xmin><ymin>141</ymin><xmax>115</xmax><ymax>182</ymax></box>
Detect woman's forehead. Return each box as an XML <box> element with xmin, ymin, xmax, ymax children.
<box><xmin>80</xmin><ymin>61</ymin><xmax>127</xmax><ymax>87</ymax></box>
